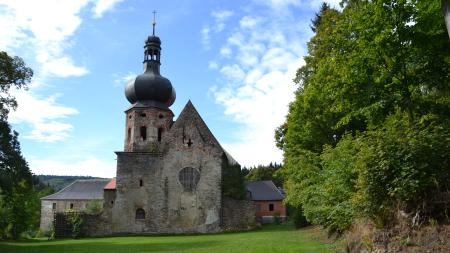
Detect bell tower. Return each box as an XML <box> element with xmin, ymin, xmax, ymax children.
<box><xmin>123</xmin><ymin>15</ymin><xmax>176</xmax><ymax>152</ymax></box>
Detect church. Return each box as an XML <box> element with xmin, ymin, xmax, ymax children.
<box><xmin>40</xmin><ymin>23</ymin><xmax>255</xmax><ymax>235</ymax></box>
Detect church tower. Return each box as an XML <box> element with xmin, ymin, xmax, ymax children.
<box><xmin>123</xmin><ymin>21</ymin><xmax>176</xmax><ymax>152</ymax></box>
<box><xmin>100</xmin><ymin>16</ymin><xmax>254</xmax><ymax>235</ymax></box>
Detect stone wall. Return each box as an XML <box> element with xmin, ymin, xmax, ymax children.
<box><xmin>40</xmin><ymin>199</ymin><xmax>94</xmax><ymax>233</ymax></box>
<box><xmin>124</xmin><ymin>106</ymin><xmax>173</xmax><ymax>152</ymax></box>
<box><xmin>221</xmin><ymin>198</ymin><xmax>256</xmax><ymax>231</ymax></box>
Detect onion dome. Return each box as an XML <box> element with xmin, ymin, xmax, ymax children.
<box><xmin>125</xmin><ymin>22</ymin><xmax>176</xmax><ymax>108</ymax></box>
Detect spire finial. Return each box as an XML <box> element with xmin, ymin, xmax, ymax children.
<box><xmin>152</xmin><ymin>10</ymin><xmax>156</xmax><ymax>35</ymax></box>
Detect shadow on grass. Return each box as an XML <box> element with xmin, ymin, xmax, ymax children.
<box><xmin>0</xmin><ymin>239</ymin><xmax>222</xmax><ymax>253</ymax></box>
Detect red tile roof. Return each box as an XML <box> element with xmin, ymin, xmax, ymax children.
<box><xmin>104</xmin><ymin>177</ymin><xmax>116</xmax><ymax>190</ymax></box>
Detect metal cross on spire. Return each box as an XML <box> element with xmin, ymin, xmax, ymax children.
<box><xmin>152</xmin><ymin>10</ymin><xmax>157</xmax><ymax>35</ymax></box>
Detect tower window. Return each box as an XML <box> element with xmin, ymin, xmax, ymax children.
<box><xmin>139</xmin><ymin>179</ymin><xmax>143</xmax><ymax>187</ymax></box>
<box><xmin>127</xmin><ymin>128</ymin><xmax>131</xmax><ymax>142</ymax></box>
<box><xmin>187</xmin><ymin>138</ymin><xmax>193</xmax><ymax>147</ymax></box>
<box><xmin>157</xmin><ymin>128</ymin><xmax>163</xmax><ymax>142</ymax></box>
<box><xmin>158</xmin><ymin>114</ymin><xmax>164</xmax><ymax>119</ymax></box>
<box><xmin>135</xmin><ymin>208</ymin><xmax>145</xmax><ymax>220</ymax></box>
<box><xmin>140</xmin><ymin>112</ymin><xmax>146</xmax><ymax>117</ymax></box>
<box><xmin>140</xmin><ymin>126</ymin><xmax>147</xmax><ymax>141</ymax></box>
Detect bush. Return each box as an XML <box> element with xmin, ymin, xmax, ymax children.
<box><xmin>85</xmin><ymin>200</ymin><xmax>102</xmax><ymax>214</ymax></box>
<box><xmin>65</xmin><ymin>210</ymin><xmax>85</xmax><ymax>238</ymax></box>
<box><xmin>357</xmin><ymin>113</ymin><xmax>450</xmax><ymax>225</ymax></box>
<box><xmin>292</xmin><ymin>206</ymin><xmax>309</xmax><ymax>228</ymax></box>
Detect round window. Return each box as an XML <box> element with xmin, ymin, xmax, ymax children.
<box><xmin>178</xmin><ymin>167</ymin><xmax>200</xmax><ymax>191</ymax></box>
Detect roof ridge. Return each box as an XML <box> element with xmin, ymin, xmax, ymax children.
<box><xmin>40</xmin><ymin>179</ymin><xmax>79</xmax><ymax>200</ymax></box>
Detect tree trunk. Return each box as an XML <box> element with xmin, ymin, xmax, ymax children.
<box><xmin>443</xmin><ymin>0</ymin><xmax>450</xmax><ymax>38</ymax></box>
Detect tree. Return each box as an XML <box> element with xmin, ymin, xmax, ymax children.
<box><xmin>278</xmin><ymin>0</ymin><xmax>450</xmax><ymax>232</ymax></box>
<box><xmin>0</xmin><ymin>51</ymin><xmax>35</xmax><ymax>239</ymax></box>
<box><xmin>245</xmin><ymin>163</ymin><xmax>283</xmax><ymax>187</ymax></box>
<box><xmin>0</xmin><ymin>52</ymin><xmax>33</xmax><ymax>119</ymax></box>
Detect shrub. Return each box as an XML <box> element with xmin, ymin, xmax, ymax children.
<box><xmin>85</xmin><ymin>200</ymin><xmax>102</xmax><ymax>214</ymax></box>
<box><xmin>292</xmin><ymin>206</ymin><xmax>309</xmax><ymax>228</ymax></box>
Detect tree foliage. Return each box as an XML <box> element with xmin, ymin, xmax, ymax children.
<box><xmin>0</xmin><ymin>51</ymin><xmax>44</xmax><ymax>239</ymax></box>
<box><xmin>221</xmin><ymin>159</ymin><xmax>247</xmax><ymax>200</ymax></box>
<box><xmin>278</xmin><ymin>0</ymin><xmax>450</xmax><ymax>232</ymax></box>
<box><xmin>245</xmin><ymin>163</ymin><xmax>283</xmax><ymax>187</ymax></box>
<box><xmin>0</xmin><ymin>52</ymin><xmax>32</xmax><ymax>118</ymax></box>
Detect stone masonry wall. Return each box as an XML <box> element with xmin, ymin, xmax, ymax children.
<box><xmin>110</xmin><ymin>152</ymin><xmax>165</xmax><ymax>234</ymax></box>
<box><xmin>221</xmin><ymin>198</ymin><xmax>256</xmax><ymax>231</ymax></box>
<box><xmin>40</xmin><ymin>199</ymin><xmax>94</xmax><ymax>233</ymax></box>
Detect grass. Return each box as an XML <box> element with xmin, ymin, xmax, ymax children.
<box><xmin>0</xmin><ymin>224</ymin><xmax>341</xmax><ymax>253</ymax></box>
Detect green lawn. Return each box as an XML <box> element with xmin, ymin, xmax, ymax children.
<box><xmin>0</xmin><ymin>224</ymin><xmax>341</xmax><ymax>253</ymax></box>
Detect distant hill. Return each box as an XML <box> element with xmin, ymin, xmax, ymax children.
<box><xmin>37</xmin><ymin>175</ymin><xmax>108</xmax><ymax>191</ymax></box>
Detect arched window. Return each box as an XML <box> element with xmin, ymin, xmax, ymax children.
<box><xmin>140</xmin><ymin>126</ymin><xmax>147</xmax><ymax>141</ymax></box>
<box><xmin>135</xmin><ymin>208</ymin><xmax>145</xmax><ymax>220</ymax></box>
<box><xmin>178</xmin><ymin>167</ymin><xmax>200</xmax><ymax>191</ymax></box>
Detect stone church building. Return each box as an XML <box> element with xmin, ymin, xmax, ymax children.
<box><xmin>41</xmin><ymin>26</ymin><xmax>254</xmax><ymax>235</ymax></box>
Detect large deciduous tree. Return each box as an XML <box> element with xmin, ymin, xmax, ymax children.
<box><xmin>0</xmin><ymin>51</ymin><xmax>35</xmax><ymax>239</ymax></box>
<box><xmin>277</xmin><ymin>0</ymin><xmax>450</xmax><ymax>232</ymax></box>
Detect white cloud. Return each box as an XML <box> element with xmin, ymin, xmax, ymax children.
<box><xmin>9</xmin><ymin>90</ymin><xmax>79</xmax><ymax>142</ymax></box>
<box><xmin>41</xmin><ymin>56</ymin><xmax>89</xmax><ymax>77</ymax></box>
<box><xmin>201</xmin><ymin>25</ymin><xmax>211</xmax><ymax>50</ymax></box>
<box><xmin>254</xmin><ymin>0</ymin><xmax>301</xmax><ymax>10</ymax></box>
<box><xmin>0</xmin><ymin>0</ymin><xmax>121</xmax><ymax>78</ymax></box>
<box><xmin>0</xmin><ymin>0</ymin><xmax>89</xmax><ymax>78</ymax></box>
<box><xmin>211</xmin><ymin>10</ymin><xmax>233</xmax><ymax>32</ymax></box>
<box><xmin>92</xmin><ymin>0</ymin><xmax>123</xmax><ymax>18</ymax></box>
<box><xmin>29</xmin><ymin>157</ymin><xmax>115</xmax><ymax>177</ymax></box>
<box><xmin>200</xmin><ymin>10</ymin><xmax>234</xmax><ymax>49</ymax></box>
<box><xmin>220</xmin><ymin>47</ymin><xmax>232</xmax><ymax>58</ymax></box>
<box><xmin>0</xmin><ymin>0</ymin><xmax>119</xmax><ymax>143</ymax></box>
<box><xmin>208</xmin><ymin>61</ymin><xmax>219</xmax><ymax>69</ymax></box>
<box><xmin>207</xmin><ymin>5</ymin><xmax>310</xmax><ymax>167</ymax></box>
<box><xmin>239</xmin><ymin>16</ymin><xmax>260</xmax><ymax>29</ymax></box>
<box><xmin>220</xmin><ymin>64</ymin><xmax>246</xmax><ymax>83</ymax></box>
<box><xmin>113</xmin><ymin>71</ymin><xmax>137</xmax><ymax>87</ymax></box>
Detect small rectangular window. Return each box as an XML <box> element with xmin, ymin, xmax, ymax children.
<box><xmin>269</xmin><ymin>203</ymin><xmax>274</xmax><ymax>211</ymax></box>
<box><xmin>70</xmin><ymin>203</ymin><xmax>74</xmax><ymax>209</ymax></box>
<box><xmin>139</xmin><ymin>179</ymin><xmax>143</xmax><ymax>187</ymax></box>
<box><xmin>52</xmin><ymin>203</ymin><xmax>56</xmax><ymax>210</ymax></box>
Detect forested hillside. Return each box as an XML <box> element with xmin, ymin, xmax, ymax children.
<box><xmin>276</xmin><ymin>0</ymin><xmax>449</xmax><ymax>250</ymax></box>
<box><xmin>38</xmin><ymin>175</ymin><xmax>105</xmax><ymax>191</ymax></box>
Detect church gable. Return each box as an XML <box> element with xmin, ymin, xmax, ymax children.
<box><xmin>163</xmin><ymin>101</ymin><xmax>239</xmax><ymax>166</ymax></box>
<box><xmin>164</xmin><ymin>100</ymin><xmax>223</xmax><ymax>153</ymax></box>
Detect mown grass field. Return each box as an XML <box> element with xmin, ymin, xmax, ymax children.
<box><xmin>0</xmin><ymin>224</ymin><xmax>341</xmax><ymax>253</ymax></box>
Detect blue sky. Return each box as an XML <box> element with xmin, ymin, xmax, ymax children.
<box><xmin>0</xmin><ymin>0</ymin><xmax>339</xmax><ymax>177</ymax></box>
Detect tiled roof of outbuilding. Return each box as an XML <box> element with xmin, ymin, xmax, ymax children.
<box><xmin>104</xmin><ymin>177</ymin><xmax>116</xmax><ymax>190</ymax></box>
<box><xmin>246</xmin><ymin>180</ymin><xmax>284</xmax><ymax>201</ymax></box>
<box><xmin>41</xmin><ymin>179</ymin><xmax>110</xmax><ymax>200</ymax></box>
